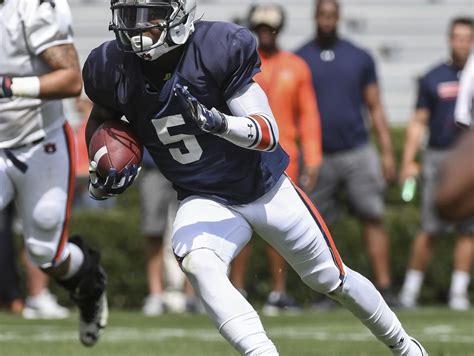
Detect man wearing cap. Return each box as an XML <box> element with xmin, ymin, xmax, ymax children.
<box><xmin>230</xmin><ymin>3</ymin><xmax>323</xmax><ymax>314</ymax></box>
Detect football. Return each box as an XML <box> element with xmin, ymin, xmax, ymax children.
<box><xmin>89</xmin><ymin>120</ymin><xmax>143</xmax><ymax>178</ymax></box>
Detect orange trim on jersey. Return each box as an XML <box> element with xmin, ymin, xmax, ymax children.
<box><xmin>291</xmin><ymin>180</ymin><xmax>345</xmax><ymax>278</ymax></box>
<box><xmin>53</xmin><ymin>122</ymin><xmax>76</xmax><ymax>264</ymax></box>
<box><xmin>250</xmin><ymin>114</ymin><xmax>272</xmax><ymax>150</ymax></box>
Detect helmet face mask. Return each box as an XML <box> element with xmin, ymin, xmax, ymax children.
<box><xmin>110</xmin><ymin>0</ymin><xmax>196</xmax><ymax>61</ymax></box>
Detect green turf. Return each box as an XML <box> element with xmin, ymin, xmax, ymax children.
<box><xmin>0</xmin><ymin>308</ymin><xmax>473</xmax><ymax>355</ymax></box>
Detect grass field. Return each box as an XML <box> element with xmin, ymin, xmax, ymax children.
<box><xmin>0</xmin><ymin>308</ymin><xmax>473</xmax><ymax>355</ymax></box>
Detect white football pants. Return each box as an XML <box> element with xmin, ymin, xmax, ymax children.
<box><xmin>173</xmin><ymin>175</ymin><xmax>415</xmax><ymax>355</ymax></box>
<box><xmin>0</xmin><ymin>123</ymin><xmax>76</xmax><ymax>267</ymax></box>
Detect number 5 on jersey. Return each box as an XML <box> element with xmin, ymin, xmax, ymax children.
<box><xmin>152</xmin><ymin>114</ymin><xmax>203</xmax><ymax>164</ymax></box>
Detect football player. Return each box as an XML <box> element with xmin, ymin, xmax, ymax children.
<box><xmin>0</xmin><ymin>0</ymin><xmax>107</xmax><ymax>347</ymax></box>
<box><xmin>84</xmin><ymin>0</ymin><xmax>427</xmax><ymax>354</ymax></box>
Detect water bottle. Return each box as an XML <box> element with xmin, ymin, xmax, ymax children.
<box><xmin>401</xmin><ymin>176</ymin><xmax>417</xmax><ymax>202</ymax></box>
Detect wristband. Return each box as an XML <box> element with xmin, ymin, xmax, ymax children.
<box><xmin>11</xmin><ymin>76</ymin><xmax>41</xmax><ymax>98</ymax></box>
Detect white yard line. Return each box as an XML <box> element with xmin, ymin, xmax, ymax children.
<box><xmin>0</xmin><ymin>325</ymin><xmax>472</xmax><ymax>344</ymax></box>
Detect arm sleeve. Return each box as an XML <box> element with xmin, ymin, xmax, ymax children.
<box><xmin>455</xmin><ymin>53</ymin><xmax>474</xmax><ymax>127</ymax></box>
<box><xmin>214</xmin><ymin>28</ymin><xmax>261</xmax><ymax>100</ymax></box>
<box><xmin>23</xmin><ymin>0</ymin><xmax>74</xmax><ymax>55</ymax></box>
<box><xmin>218</xmin><ymin>82</ymin><xmax>279</xmax><ymax>152</ymax></box>
<box><xmin>297</xmin><ymin>62</ymin><xmax>322</xmax><ymax>167</ymax></box>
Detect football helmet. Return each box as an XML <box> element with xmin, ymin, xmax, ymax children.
<box><xmin>109</xmin><ymin>0</ymin><xmax>196</xmax><ymax>61</ymax></box>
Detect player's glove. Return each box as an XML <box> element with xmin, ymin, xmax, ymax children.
<box><xmin>174</xmin><ymin>83</ymin><xmax>228</xmax><ymax>135</ymax></box>
<box><xmin>88</xmin><ymin>160</ymin><xmax>141</xmax><ymax>200</ymax></box>
<box><xmin>0</xmin><ymin>76</ymin><xmax>13</xmax><ymax>98</ymax></box>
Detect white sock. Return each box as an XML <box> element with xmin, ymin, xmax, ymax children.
<box><xmin>182</xmin><ymin>249</ymin><xmax>277</xmax><ymax>355</ymax></box>
<box><xmin>449</xmin><ymin>270</ymin><xmax>470</xmax><ymax>297</ymax></box>
<box><xmin>61</xmin><ymin>242</ymin><xmax>84</xmax><ymax>279</ymax></box>
<box><xmin>399</xmin><ymin>270</ymin><xmax>424</xmax><ymax>305</ymax></box>
<box><xmin>330</xmin><ymin>268</ymin><xmax>413</xmax><ymax>354</ymax></box>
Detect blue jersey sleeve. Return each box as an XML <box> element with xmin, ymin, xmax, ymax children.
<box><xmin>415</xmin><ymin>75</ymin><xmax>431</xmax><ymax>110</ymax></box>
<box><xmin>82</xmin><ymin>42</ymin><xmax>123</xmax><ymax>113</ymax></box>
<box><xmin>361</xmin><ymin>52</ymin><xmax>377</xmax><ymax>87</ymax></box>
<box><xmin>215</xmin><ymin>27</ymin><xmax>261</xmax><ymax>99</ymax></box>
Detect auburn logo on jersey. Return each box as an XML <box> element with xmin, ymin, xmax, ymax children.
<box><xmin>437</xmin><ymin>81</ymin><xmax>459</xmax><ymax>100</ymax></box>
<box><xmin>43</xmin><ymin>143</ymin><xmax>57</xmax><ymax>154</ymax></box>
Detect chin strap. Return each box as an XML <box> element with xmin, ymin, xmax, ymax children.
<box><xmin>40</xmin><ymin>0</ymin><xmax>55</xmax><ymax>8</ymax></box>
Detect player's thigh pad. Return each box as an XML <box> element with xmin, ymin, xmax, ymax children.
<box><xmin>345</xmin><ymin>145</ymin><xmax>386</xmax><ymax>220</ymax></box>
<box><xmin>236</xmin><ymin>176</ymin><xmax>345</xmax><ymax>294</ymax></box>
<box><xmin>172</xmin><ymin>196</ymin><xmax>252</xmax><ymax>266</ymax></box>
<box><xmin>15</xmin><ymin>127</ymin><xmax>72</xmax><ymax>266</ymax></box>
<box><xmin>0</xmin><ymin>153</ymin><xmax>15</xmax><ymax>210</ymax></box>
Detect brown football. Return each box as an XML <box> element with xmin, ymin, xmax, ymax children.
<box><xmin>88</xmin><ymin>120</ymin><xmax>143</xmax><ymax>178</ymax></box>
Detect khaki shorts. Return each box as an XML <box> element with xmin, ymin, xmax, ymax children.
<box><xmin>310</xmin><ymin>144</ymin><xmax>386</xmax><ymax>225</ymax></box>
<box><xmin>421</xmin><ymin>149</ymin><xmax>474</xmax><ymax>235</ymax></box>
<box><xmin>138</xmin><ymin>168</ymin><xmax>178</xmax><ymax>237</ymax></box>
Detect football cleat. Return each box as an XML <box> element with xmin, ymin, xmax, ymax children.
<box><xmin>55</xmin><ymin>236</ymin><xmax>108</xmax><ymax>347</ymax></box>
<box><xmin>409</xmin><ymin>337</ymin><xmax>428</xmax><ymax>356</ymax></box>
<box><xmin>391</xmin><ymin>337</ymin><xmax>428</xmax><ymax>356</ymax></box>
<box><xmin>71</xmin><ymin>266</ymin><xmax>108</xmax><ymax>347</ymax></box>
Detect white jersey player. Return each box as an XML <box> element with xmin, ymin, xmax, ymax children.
<box><xmin>0</xmin><ymin>0</ymin><xmax>108</xmax><ymax>347</ymax></box>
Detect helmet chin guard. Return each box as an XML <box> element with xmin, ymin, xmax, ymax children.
<box><xmin>109</xmin><ymin>0</ymin><xmax>196</xmax><ymax>61</ymax></box>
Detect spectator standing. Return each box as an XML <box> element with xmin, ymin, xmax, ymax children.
<box><xmin>139</xmin><ymin>150</ymin><xmax>202</xmax><ymax>315</ymax></box>
<box><xmin>139</xmin><ymin>149</ymin><xmax>179</xmax><ymax>316</ymax></box>
<box><xmin>230</xmin><ymin>3</ymin><xmax>322</xmax><ymax>314</ymax></box>
<box><xmin>296</xmin><ymin>0</ymin><xmax>399</xmax><ymax>305</ymax></box>
<box><xmin>399</xmin><ymin>17</ymin><xmax>474</xmax><ymax>310</ymax></box>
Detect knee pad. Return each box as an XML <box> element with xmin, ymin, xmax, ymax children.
<box><xmin>181</xmin><ymin>248</ymin><xmax>227</xmax><ymax>278</ymax></box>
<box><xmin>299</xmin><ymin>258</ymin><xmax>343</xmax><ymax>294</ymax></box>
<box><xmin>25</xmin><ymin>238</ymin><xmax>57</xmax><ymax>266</ymax></box>
<box><xmin>32</xmin><ymin>199</ymin><xmax>63</xmax><ymax>231</ymax></box>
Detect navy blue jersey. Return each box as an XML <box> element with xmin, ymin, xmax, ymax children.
<box><xmin>416</xmin><ymin>62</ymin><xmax>462</xmax><ymax>149</ymax></box>
<box><xmin>83</xmin><ymin>21</ymin><xmax>289</xmax><ymax>205</ymax></box>
<box><xmin>296</xmin><ymin>39</ymin><xmax>377</xmax><ymax>153</ymax></box>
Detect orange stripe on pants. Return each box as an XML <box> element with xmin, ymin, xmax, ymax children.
<box><xmin>290</xmin><ymin>179</ymin><xmax>345</xmax><ymax>278</ymax></box>
<box><xmin>53</xmin><ymin>122</ymin><xmax>76</xmax><ymax>264</ymax></box>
